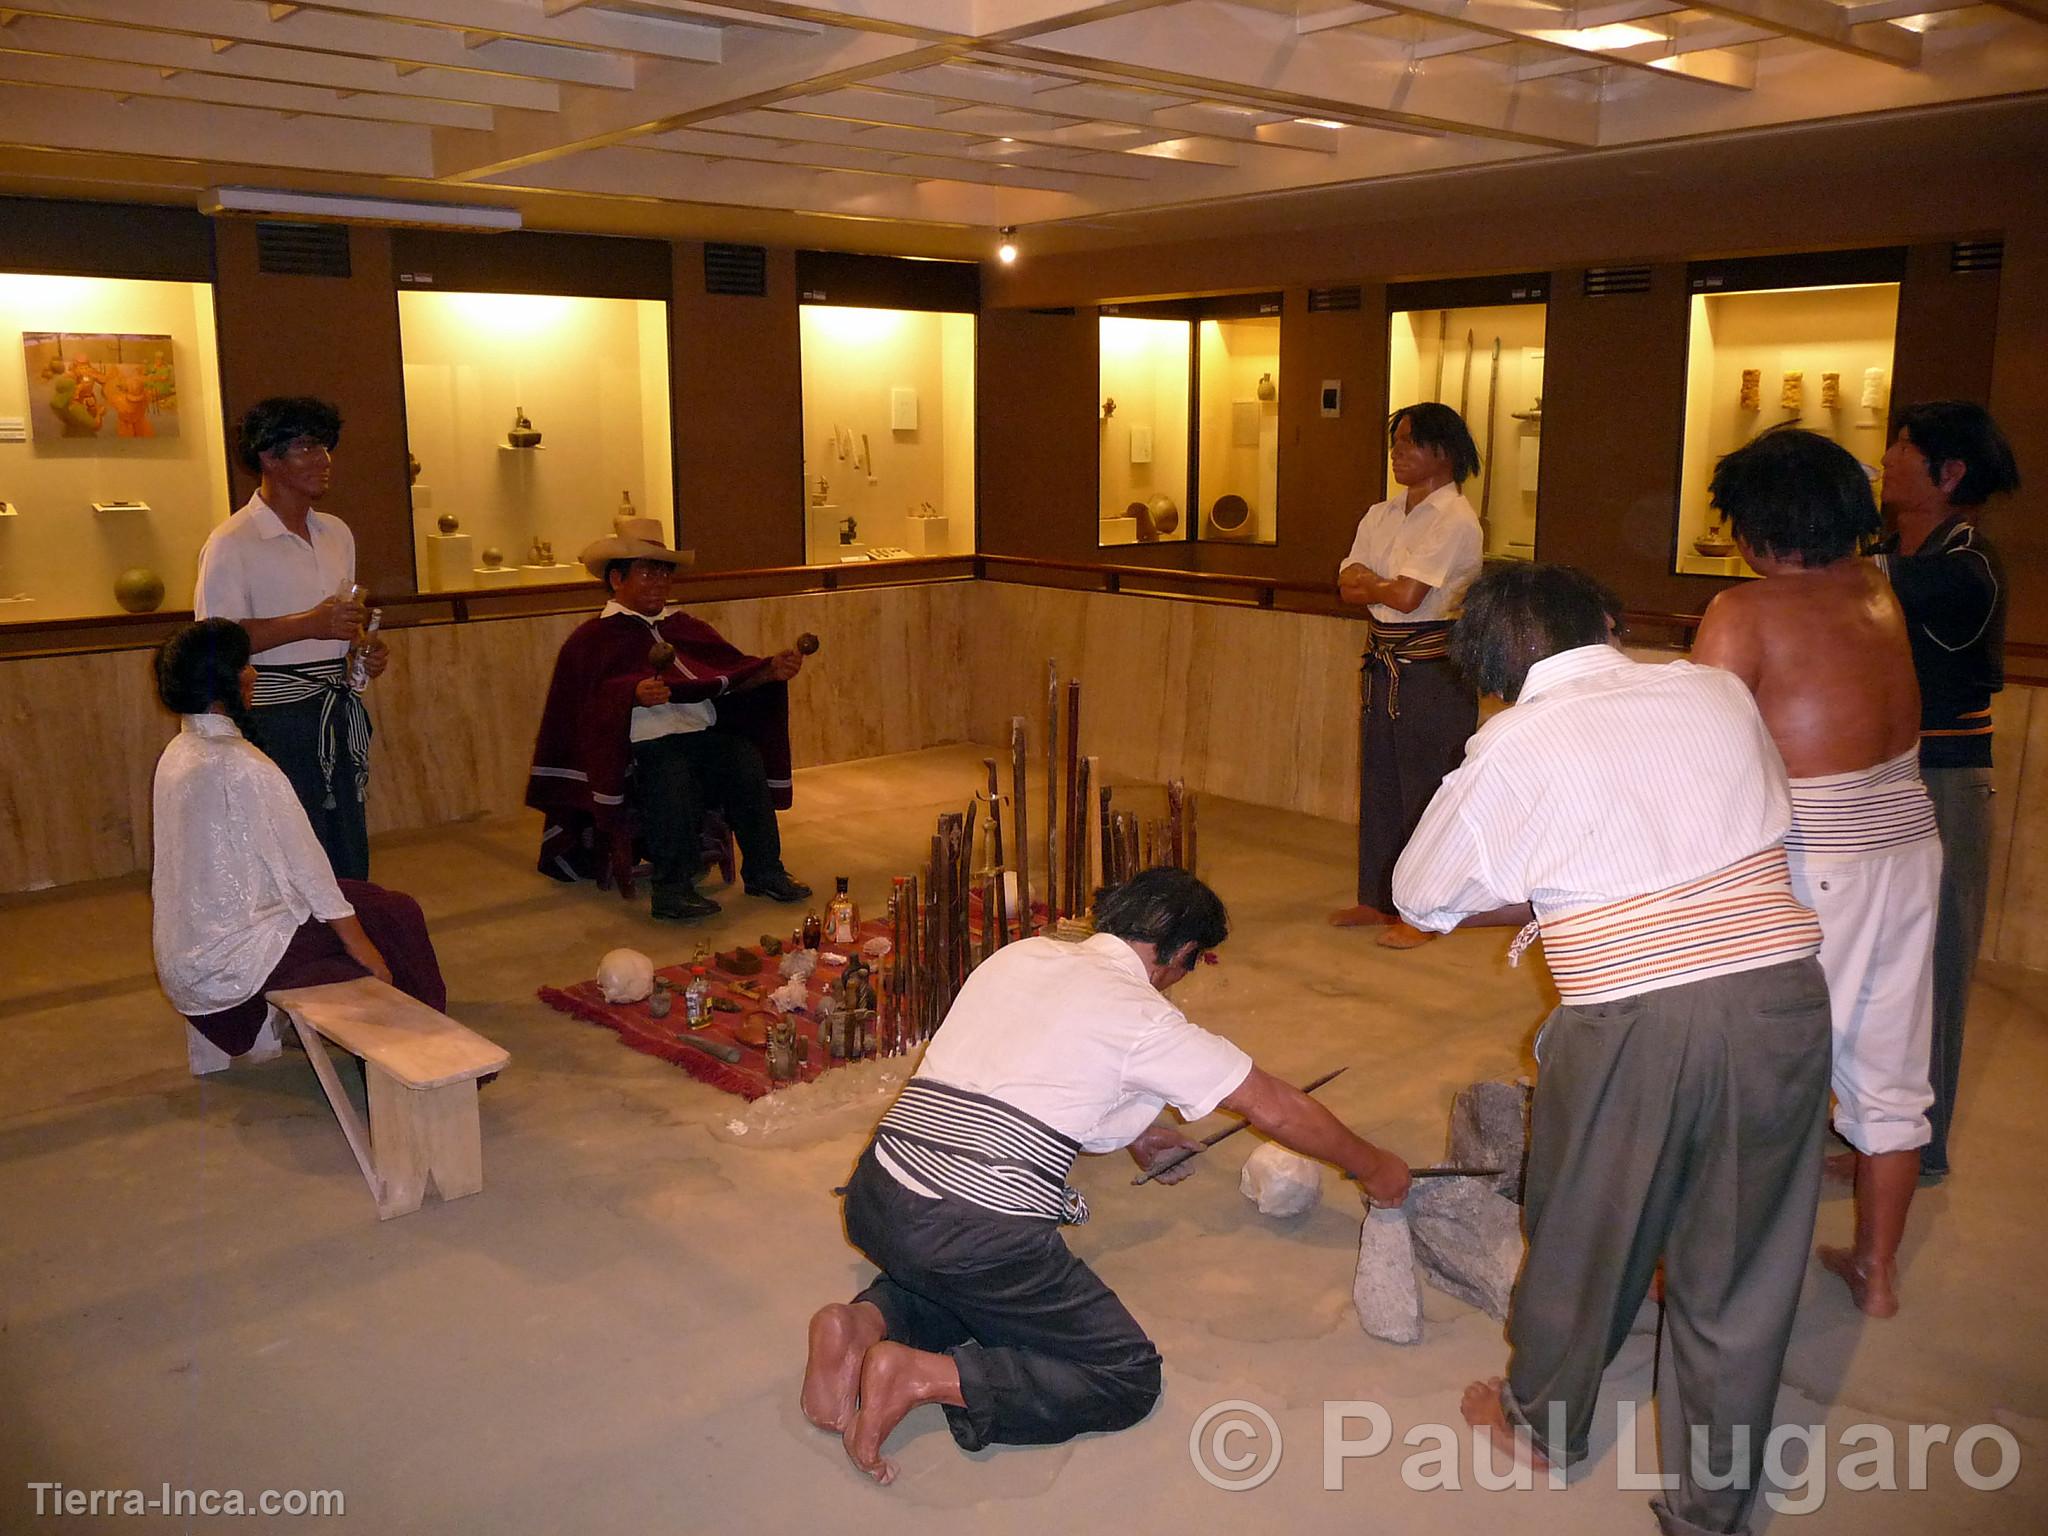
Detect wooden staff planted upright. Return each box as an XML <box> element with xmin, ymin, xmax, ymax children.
<box><xmin>1045</xmin><ymin>661</ymin><xmax>1060</xmax><ymax>924</ymax></box>
<box><xmin>983</xmin><ymin>757</ymin><xmax>1008</xmax><ymax>950</ymax></box>
<box><xmin>1063</xmin><ymin>679</ymin><xmax>1082</xmax><ymax>916</ymax></box>
<box><xmin>1010</xmin><ymin>717</ymin><xmax>1032</xmax><ymax>941</ymax></box>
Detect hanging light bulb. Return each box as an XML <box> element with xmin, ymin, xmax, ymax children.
<box><xmin>996</xmin><ymin>225</ymin><xmax>1018</xmax><ymax>264</ymax></box>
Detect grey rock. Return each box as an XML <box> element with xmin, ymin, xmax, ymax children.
<box><xmin>1447</xmin><ymin>1078</ymin><xmax>1532</xmax><ymax>1203</ymax></box>
<box><xmin>1409</xmin><ymin>1174</ymin><xmax>1526</xmax><ymax>1322</ymax></box>
<box><xmin>1352</xmin><ymin>1206</ymin><xmax>1423</xmax><ymax>1345</ymax></box>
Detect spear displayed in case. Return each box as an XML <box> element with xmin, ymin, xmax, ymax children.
<box><xmin>1459</xmin><ymin>327</ymin><xmax>1475</xmax><ymax>419</ymax></box>
<box><xmin>1009</xmin><ymin>717</ymin><xmax>1033</xmax><ymax>941</ymax></box>
<box><xmin>1479</xmin><ymin>336</ymin><xmax>1502</xmax><ymax>532</ymax></box>
<box><xmin>1433</xmin><ymin>308</ymin><xmax>1449</xmax><ymax>401</ymax></box>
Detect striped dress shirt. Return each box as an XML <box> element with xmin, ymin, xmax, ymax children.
<box><xmin>1395</xmin><ymin>645</ymin><xmax>1797</xmax><ymax>932</ymax></box>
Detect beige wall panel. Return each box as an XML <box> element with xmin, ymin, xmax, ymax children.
<box><xmin>1992</xmin><ymin>688</ymin><xmax>2045</xmax><ymax>970</ymax></box>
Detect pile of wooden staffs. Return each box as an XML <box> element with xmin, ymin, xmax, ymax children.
<box><xmin>876</xmin><ymin>661</ymin><xmax>1204</xmax><ymax>1049</ymax></box>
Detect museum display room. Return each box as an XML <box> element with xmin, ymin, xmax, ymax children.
<box><xmin>0</xmin><ymin>272</ymin><xmax>230</xmax><ymax>623</ymax></box>
<box><xmin>1673</xmin><ymin>251</ymin><xmax>1903</xmax><ymax>578</ymax></box>
<box><xmin>797</xmin><ymin>303</ymin><xmax>976</xmax><ymax>566</ymax></box>
<box><xmin>1387</xmin><ymin>276</ymin><xmax>1548</xmax><ymax>562</ymax></box>
<box><xmin>399</xmin><ymin>289</ymin><xmax>675</xmax><ymax>592</ymax></box>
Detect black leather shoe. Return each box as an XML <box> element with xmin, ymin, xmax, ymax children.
<box><xmin>652</xmin><ymin>888</ymin><xmax>721</xmax><ymax>921</ymax></box>
<box><xmin>743</xmin><ymin>871</ymin><xmax>812</xmax><ymax>903</ymax></box>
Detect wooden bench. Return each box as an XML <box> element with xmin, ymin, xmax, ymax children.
<box><xmin>265</xmin><ymin>979</ymin><xmax>509</xmax><ymax>1221</ymax></box>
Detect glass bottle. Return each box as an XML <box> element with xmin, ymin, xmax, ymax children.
<box><xmin>648</xmin><ymin>977</ymin><xmax>673</xmax><ymax>1019</ymax></box>
<box><xmin>346</xmin><ymin>606</ymin><xmax>382</xmax><ymax>692</ymax></box>
<box><xmin>826</xmin><ymin>877</ymin><xmax>859</xmax><ymax>945</ymax></box>
<box><xmin>801</xmin><ymin>911</ymin><xmax>822</xmax><ymax>950</ymax></box>
<box><xmin>684</xmin><ymin>968</ymin><xmax>711</xmax><ymax>1027</ymax></box>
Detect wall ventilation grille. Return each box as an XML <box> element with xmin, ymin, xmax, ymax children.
<box><xmin>255</xmin><ymin>221</ymin><xmax>351</xmax><ymax>278</ymax></box>
<box><xmin>1307</xmin><ymin>285</ymin><xmax>1362</xmax><ymax>312</ymax></box>
<box><xmin>704</xmin><ymin>242</ymin><xmax>767</xmax><ymax>296</ymax></box>
<box><xmin>1583</xmin><ymin>265</ymin><xmax>1651</xmax><ymax>297</ymax></box>
<box><xmin>1951</xmin><ymin>239</ymin><xmax>2003</xmax><ymax>275</ymax></box>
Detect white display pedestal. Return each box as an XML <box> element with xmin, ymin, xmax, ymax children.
<box><xmin>806</xmin><ymin>503</ymin><xmax>869</xmax><ymax>565</ymax></box>
<box><xmin>902</xmin><ymin>515</ymin><xmax>951</xmax><ymax>557</ymax></box>
<box><xmin>1099</xmin><ymin>515</ymin><xmax>1139</xmax><ymax>547</ymax></box>
<box><xmin>472</xmin><ymin>566</ymin><xmax>523</xmax><ymax>585</ymax></box>
<box><xmin>424</xmin><ymin>533</ymin><xmax>473</xmax><ymax>593</ymax></box>
<box><xmin>520</xmin><ymin>563</ymin><xmax>586</xmax><ymax>585</ymax></box>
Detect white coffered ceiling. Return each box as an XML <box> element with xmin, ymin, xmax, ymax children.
<box><xmin>0</xmin><ymin>0</ymin><xmax>2041</xmax><ymax>256</ymax></box>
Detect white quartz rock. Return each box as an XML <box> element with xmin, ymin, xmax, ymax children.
<box><xmin>596</xmin><ymin>948</ymin><xmax>655</xmax><ymax>1004</ymax></box>
<box><xmin>1239</xmin><ymin>1142</ymin><xmax>1323</xmax><ymax>1217</ymax></box>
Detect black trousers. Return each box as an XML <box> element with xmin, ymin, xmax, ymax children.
<box><xmin>251</xmin><ymin>697</ymin><xmax>371</xmax><ymax>882</ymax></box>
<box><xmin>630</xmin><ymin>730</ymin><xmax>784</xmax><ymax>896</ymax></box>
<box><xmin>842</xmin><ymin>1143</ymin><xmax>1162</xmax><ymax>1450</ymax></box>
<box><xmin>1357</xmin><ymin>655</ymin><xmax>1477</xmax><ymax>911</ymax></box>
<box><xmin>1505</xmin><ymin>959</ymin><xmax>1831</xmax><ymax>1536</ymax></box>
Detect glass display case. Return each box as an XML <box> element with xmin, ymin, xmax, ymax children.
<box><xmin>1098</xmin><ymin>314</ymin><xmax>1190</xmax><ymax>546</ymax></box>
<box><xmin>398</xmin><ymin>290</ymin><xmax>673</xmax><ymax>590</ymax></box>
<box><xmin>1675</xmin><ymin>274</ymin><xmax>1899</xmax><ymax>577</ymax></box>
<box><xmin>0</xmin><ymin>272</ymin><xmax>230</xmax><ymax>623</ymax></box>
<box><xmin>1195</xmin><ymin>313</ymin><xmax>1279</xmax><ymax>544</ymax></box>
<box><xmin>798</xmin><ymin>305</ymin><xmax>976</xmax><ymax>565</ymax></box>
<box><xmin>1388</xmin><ymin>285</ymin><xmax>1546</xmax><ymax>561</ymax></box>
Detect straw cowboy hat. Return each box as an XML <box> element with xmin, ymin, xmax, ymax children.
<box><xmin>577</xmin><ymin>517</ymin><xmax>697</xmax><ymax>579</ymax></box>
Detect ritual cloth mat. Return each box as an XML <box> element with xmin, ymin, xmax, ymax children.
<box><xmin>540</xmin><ymin>918</ymin><xmax>903</xmax><ymax>1101</ymax></box>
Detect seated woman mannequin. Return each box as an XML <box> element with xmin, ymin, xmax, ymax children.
<box><xmin>151</xmin><ymin>619</ymin><xmax>446</xmax><ymax>1057</ymax></box>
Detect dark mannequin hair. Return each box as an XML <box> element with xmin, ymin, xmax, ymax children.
<box><xmin>1091</xmin><ymin>867</ymin><xmax>1229</xmax><ymax>962</ymax></box>
<box><xmin>156</xmin><ymin>619</ymin><xmax>255</xmax><ymax>733</ymax></box>
<box><xmin>1388</xmin><ymin>401</ymin><xmax>1482</xmax><ymax>484</ymax></box>
<box><xmin>236</xmin><ymin>396</ymin><xmax>342</xmax><ymax>475</ymax></box>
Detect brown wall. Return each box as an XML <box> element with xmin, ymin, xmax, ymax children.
<box><xmin>670</xmin><ymin>240</ymin><xmax>804</xmax><ymax>572</ymax></box>
<box><xmin>213</xmin><ymin>221</ymin><xmax>415</xmax><ymax>596</ymax></box>
<box><xmin>982</xmin><ymin>97</ymin><xmax>2048</xmax><ymax>637</ymax></box>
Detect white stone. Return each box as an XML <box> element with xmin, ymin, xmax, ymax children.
<box><xmin>1239</xmin><ymin>1142</ymin><xmax>1323</xmax><ymax>1217</ymax></box>
<box><xmin>1353</xmin><ymin>1205</ymin><xmax>1424</xmax><ymax>1345</ymax></box>
<box><xmin>596</xmin><ymin>948</ymin><xmax>655</xmax><ymax>1004</ymax></box>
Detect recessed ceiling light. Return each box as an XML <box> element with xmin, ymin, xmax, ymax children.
<box><xmin>1294</xmin><ymin>117</ymin><xmax>1345</xmax><ymax>130</ymax></box>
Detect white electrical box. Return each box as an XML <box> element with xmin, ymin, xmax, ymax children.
<box><xmin>890</xmin><ymin>387</ymin><xmax>919</xmax><ymax>432</ymax></box>
<box><xmin>1129</xmin><ymin>425</ymin><xmax>1153</xmax><ymax>464</ymax></box>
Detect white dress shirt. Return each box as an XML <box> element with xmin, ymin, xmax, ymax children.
<box><xmin>601</xmin><ymin>600</ymin><xmax>719</xmax><ymax>744</ymax></box>
<box><xmin>1339</xmin><ymin>483</ymin><xmax>1484</xmax><ymax>623</ymax></box>
<box><xmin>1394</xmin><ymin>645</ymin><xmax>1794</xmax><ymax>930</ymax></box>
<box><xmin>151</xmin><ymin>712</ymin><xmax>355</xmax><ymax>1017</ymax></box>
<box><xmin>880</xmin><ymin>933</ymin><xmax>1253</xmax><ymax>1194</ymax></box>
<box><xmin>194</xmin><ymin>492</ymin><xmax>355</xmax><ymax>665</ymax></box>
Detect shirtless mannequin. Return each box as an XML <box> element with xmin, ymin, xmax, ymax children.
<box><xmin>1692</xmin><ymin>428</ymin><xmax>1939</xmax><ymax>1318</ymax></box>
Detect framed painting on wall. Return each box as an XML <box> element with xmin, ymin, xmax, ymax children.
<box><xmin>22</xmin><ymin>332</ymin><xmax>179</xmax><ymax>442</ymax></box>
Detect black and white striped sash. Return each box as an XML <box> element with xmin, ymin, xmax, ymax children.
<box><xmin>875</xmin><ymin>1078</ymin><xmax>1088</xmax><ymax>1225</ymax></box>
<box><xmin>251</xmin><ymin>659</ymin><xmax>371</xmax><ymax>810</ymax></box>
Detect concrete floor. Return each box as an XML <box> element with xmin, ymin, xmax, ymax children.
<box><xmin>2</xmin><ymin>743</ymin><xmax>2043</xmax><ymax>1534</ymax></box>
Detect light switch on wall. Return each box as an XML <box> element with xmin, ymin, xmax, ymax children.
<box><xmin>890</xmin><ymin>387</ymin><xmax>918</xmax><ymax>431</ymax></box>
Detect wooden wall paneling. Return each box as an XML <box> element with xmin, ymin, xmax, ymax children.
<box><xmin>1536</xmin><ymin>264</ymin><xmax>1714</xmax><ymax>614</ymax></box>
<box><xmin>1892</xmin><ymin>241</ymin><xmax>2002</xmax><ymax>409</ymax></box>
<box><xmin>669</xmin><ymin>242</ymin><xmax>804</xmax><ymax>572</ymax></box>
<box><xmin>0</xmin><ymin>195</ymin><xmax>213</xmax><ymax>281</ymax></box>
<box><xmin>212</xmin><ymin>221</ymin><xmax>415</xmax><ymax>597</ymax></box>
<box><xmin>0</xmin><ymin>646</ymin><xmax>170</xmax><ymax>890</ymax></box>
<box><xmin>1986</xmin><ymin>216</ymin><xmax>2048</xmax><ymax>648</ymax></box>
<box><xmin>976</xmin><ymin>308</ymin><xmax>1100</xmax><ymax>565</ymax></box>
<box><xmin>1991</xmin><ymin>687</ymin><xmax>2043</xmax><ymax>969</ymax></box>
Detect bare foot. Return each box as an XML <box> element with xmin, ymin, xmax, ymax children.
<box><xmin>1377</xmin><ymin>921</ymin><xmax>1438</xmax><ymax>951</ymax></box>
<box><xmin>1819</xmin><ymin>1246</ymin><xmax>1899</xmax><ymax>1318</ymax></box>
<box><xmin>1822</xmin><ymin>1149</ymin><xmax>1858</xmax><ymax>1185</ymax></box>
<box><xmin>842</xmin><ymin>1342</ymin><xmax>962</xmax><ymax>1485</ymax></box>
<box><xmin>802</xmin><ymin>1301</ymin><xmax>886</xmax><ymax>1432</ymax></box>
<box><xmin>1330</xmin><ymin>904</ymin><xmax>1397</xmax><ymax>927</ymax></box>
<box><xmin>1460</xmin><ymin>1378</ymin><xmax>1549</xmax><ymax>1471</ymax></box>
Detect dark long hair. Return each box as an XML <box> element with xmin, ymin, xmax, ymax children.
<box><xmin>1389</xmin><ymin>401</ymin><xmax>1482</xmax><ymax>483</ymax></box>
<box><xmin>156</xmin><ymin>619</ymin><xmax>255</xmax><ymax>733</ymax></box>
<box><xmin>1710</xmin><ymin>426</ymin><xmax>1878</xmax><ymax>566</ymax></box>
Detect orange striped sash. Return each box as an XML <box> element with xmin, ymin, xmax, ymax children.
<box><xmin>1512</xmin><ymin>846</ymin><xmax>1822</xmax><ymax>1006</ymax></box>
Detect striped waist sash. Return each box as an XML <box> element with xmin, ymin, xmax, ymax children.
<box><xmin>1509</xmin><ymin>846</ymin><xmax>1822</xmax><ymax>1006</ymax></box>
<box><xmin>250</xmin><ymin>659</ymin><xmax>371</xmax><ymax>810</ymax></box>
<box><xmin>875</xmin><ymin>1078</ymin><xmax>1088</xmax><ymax>1224</ymax></box>
<box><xmin>1785</xmin><ymin>747</ymin><xmax>1938</xmax><ymax>856</ymax></box>
<box><xmin>1363</xmin><ymin>618</ymin><xmax>1455</xmax><ymax>719</ymax></box>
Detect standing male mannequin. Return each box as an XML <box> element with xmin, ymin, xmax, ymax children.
<box><xmin>195</xmin><ymin>397</ymin><xmax>384</xmax><ymax>880</ymax></box>
<box><xmin>1692</xmin><ymin>428</ymin><xmax>1938</xmax><ymax>1318</ymax></box>
<box><xmin>1332</xmin><ymin>403</ymin><xmax>1484</xmax><ymax>948</ymax></box>
<box><xmin>1872</xmin><ymin>402</ymin><xmax>2021</xmax><ymax>1180</ymax></box>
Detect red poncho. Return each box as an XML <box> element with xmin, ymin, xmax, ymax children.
<box><xmin>526</xmin><ymin>609</ymin><xmax>794</xmax><ymax>839</ymax></box>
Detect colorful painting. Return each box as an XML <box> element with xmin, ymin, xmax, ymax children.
<box><xmin>23</xmin><ymin>332</ymin><xmax>179</xmax><ymax>442</ymax></box>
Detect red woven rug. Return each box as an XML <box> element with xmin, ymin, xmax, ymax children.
<box><xmin>538</xmin><ymin>919</ymin><xmax>903</xmax><ymax>1101</ymax></box>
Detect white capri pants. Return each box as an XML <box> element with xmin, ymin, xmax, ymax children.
<box><xmin>1789</xmin><ymin>838</ymin><xmax>1940</xmax><ymax>1155</ymax></box>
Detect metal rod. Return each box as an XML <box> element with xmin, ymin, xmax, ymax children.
<box><xmin>1133</xmin><ymin>1067</ymin><xmax>1348</xmax><ymax>1184</ymax></box>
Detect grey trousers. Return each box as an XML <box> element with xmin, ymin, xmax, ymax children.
<box><xmin>1922</xmin><ymin>765</ymin><xmax>1994</xmax><ymax>1175</ymax></box>
<box><xmin>1503</xmin><ymin>959</ymin><xmax>1831</xmax><ymax>1536</ymax></box>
